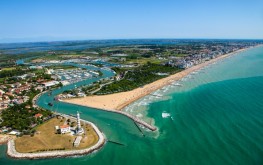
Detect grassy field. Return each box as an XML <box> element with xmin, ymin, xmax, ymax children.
<box><xmin>111</xmin><ymin>57</ymin><xmax>165</xmax><ymax>65</ymax></box>
<box><xmin>31</xmin><ymin>54</ymin><xmax>89</xmax><ymax>62</ymax></box>
<box><xmin>127</xmin><ymin>58</ymin><xmax>165</xmax><ymax>65</ymax></box>
<box><xmin>1</xmin><ymin>67</ymin><xmax>16</xmax><ymax>71</ymax></box>
<box><xmin>0</xmin><ymin>77</ymin><xmax>5</xmax><ymax>84</ymax></box>
<box><xmin>15</xmin><ymin>117</ymin><xmax>99</xmax><ymax>153</ymax></box>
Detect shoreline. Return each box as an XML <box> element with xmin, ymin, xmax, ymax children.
<box><xmin>0</xmin><ymin>135</ymin><xmax>14</xmax><ymax>145</ymax></box>
<box><xmin>62</xmin><ymin>46</ymin><xmax>258</xmax><ymax>112</ymax></box>
<box><xmin>6</xmin><ymin>115</ymin><xmax>106</xmax><ymax>159</ymax></box>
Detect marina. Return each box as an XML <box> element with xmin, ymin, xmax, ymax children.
<box><xmin>50</xmin><ymin>68</ymin><xmax>99</xmax><ymax>85</ymax></box>
<box><xmin>0</xmin><ymin>0</ymin><xmax>263</xmax><ymax>164</ymax></box>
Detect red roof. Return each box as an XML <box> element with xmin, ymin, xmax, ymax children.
<box><xmin>34</xmin><ymin>113</ymin><xmax>43</xmax><ymax>118</ymax></box>
<box><xmin>60</xmin><ymin>125</ymin><xmax>70</xmax><ymax>129</ymax></box>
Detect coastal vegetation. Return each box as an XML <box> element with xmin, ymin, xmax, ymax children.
<box><xmin>0</xmin><ymin>103</ymin><xmax>52</xmax><ymax>132</ymax></box>
<box><xmin>0</xmin><ymin>67</ymin><xmax>51</xmax><ymax>85</ymax></box>
<box><xmin>0</xmin><ymin>52</ymin><xmax>45</xmax><ymax>68</ymax></box>
<box><xmin>96</xmin><ymin>62</ymin><xmax>181</xmax><ymax>95</ymax></box>
<box><xmin>0</xmin><ymin>67</ymin><xmax>28</xmax><ymax>79</ymax></box>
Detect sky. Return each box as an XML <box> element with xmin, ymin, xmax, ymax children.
<box><xmin>0</xmin><ymin>0</ymin><xmax>263</xmax><ymax>43</ymax></box>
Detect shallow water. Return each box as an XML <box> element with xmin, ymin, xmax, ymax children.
<box><xmin>1</xmin><ymin>46</ymin><xmax>263</xmax><ymax>165</ymax></box>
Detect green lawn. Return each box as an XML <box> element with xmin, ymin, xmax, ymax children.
<box><xmin>1</xmin><ymin>67</ymin><xmax>16</xmax><ymax>71</ymax></box>
<box><xmin>114</xmin><ymin>57</ymin><xmax>165</xmax><ymax>65</ymax></box>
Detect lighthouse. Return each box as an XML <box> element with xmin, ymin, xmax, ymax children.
<box><xmin>76</xmin><ymin>111</ymin><xmax>84</xmax><ymax>135</ymax></box>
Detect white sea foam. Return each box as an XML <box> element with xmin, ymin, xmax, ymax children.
<box><xmin>162</xmin><ymin>112</ymin><xmax>171</xmax><ymax>118</ymax></box>
<box><xmin>136</xmin><ymin>113</ymin><xmax>143</xmax><ymax>118</ymax></box>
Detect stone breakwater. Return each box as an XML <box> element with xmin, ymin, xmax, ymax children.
<box><xmin>104</xmin><ymin>109</ymin><xmax>157</xmax><ymax>131</ymax></box>
<box><xmin>6</xmin><ymin>120</ymin><xmax>105</xmax><ymax>159</ymax></box>
<box><xmin>60</xmin><ymin>101</ymin><xmax>157</xmax><ymax>131</ymax></box>
<box><xmin>0</xmin><ymin>135</ymin><xmax>13</xmax><ymax>145</ymax></box>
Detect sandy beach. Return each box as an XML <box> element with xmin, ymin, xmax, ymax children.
<box><xmin>62</xmin><ymin>48</ymin><xmax>250</xmax><ymax>111</ymax></box>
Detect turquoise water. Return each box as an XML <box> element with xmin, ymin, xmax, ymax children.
<box><xmin>1</xmin><ymin>47</ymin><xmax>263</xmax><ymax>165</ymax></box>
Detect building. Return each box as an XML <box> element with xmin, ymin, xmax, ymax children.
<box><xmin>42</xmin><ymin>81</ymin><xmax>59</xmax><ymax>88</ymax></box>
<box><xmin>16</xmin><ymin>74</ymin><xmax>27</xmax><ymax>80</ymax></box>
<box><xmin>29</xmin><ymin>66</ymin><xmax>43</xmax><ymax>70</ymax></box>
<box><xmin>34</xmin><ymin>86</ymin><xmax>44</xmax><ymax>92</ymax></box>
<box><xmin>77</xmin><ymin>92</ymin><xmax>86</xmax><ymax>97</ymax></box>
<box><xmin>34</xmin><ymin>113</ymin><xmax>43</xmax><ymax>118</ymax></box>
<box><xmin>8</xmin><ymin>130</ymin><xmax>21</xmax><ymax>136</ymax></box>
<box><xmin>60</xmin><ymin>80</ymin><xmax>70</xmax><ymax>86</ymax></box>
<box><xmin>51</xmin><ymin>75</ymin><xmax>59</xmax><ymax>80</ymax></box>
<box><xmin>59</xmin><ymin>125</ymin><xmax>71</xmax><ymax>134</ymax></box>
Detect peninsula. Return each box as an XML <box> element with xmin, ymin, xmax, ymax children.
<box><xmin>7</xmin><ymin>113</ymin><xmax>105</xmax><ymax>159</ymax></box>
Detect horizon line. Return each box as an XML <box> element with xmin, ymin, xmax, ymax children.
<box><xmin>1</xmin><ymin>37</ymin><xmax>263</xmax><ymax>44</ymax></box>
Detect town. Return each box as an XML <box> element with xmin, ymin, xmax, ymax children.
<box><xmin>0</xmin><ymin>39</ymin><xmax>262</xmax><ymax>157</ymax></box>
<box><xmin>1</xmin><ymin>0</ymin><xmax>263</xmax><ymax>163</ymax></box>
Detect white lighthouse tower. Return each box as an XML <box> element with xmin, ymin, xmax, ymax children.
<box><xmin>76</xmin><ymin>111</ymin><xmax>84</xmax><ymax>135</ymax></box>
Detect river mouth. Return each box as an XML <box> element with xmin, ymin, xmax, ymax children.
<box><xmin>2</xmin><ymin>46</ymin><xmax>263</xmax><ymax>164</ymax></box>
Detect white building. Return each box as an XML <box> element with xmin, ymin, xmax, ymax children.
<box><xmin>60</xmin><ymin>80</ymin><xmax>70</xmax><ymax>86</ymax></box>
<box><xmin>42</xmin><ymin>81</ymin><xmax>59</xmax><ymax>88</ymax></box>
<box><xmin>8</xmin><ymin>130</ymin><xmax>21</xmax><ymax>136</ymax></box>
<box><xmin>77</xmin><ymin>92</ymin><xmax>86</xmax><ymax>97</ymax></box>
<box><xmin>59</xmin><ymin>125</ymin><xmax>71</xmax><ymax>134</ymax></box>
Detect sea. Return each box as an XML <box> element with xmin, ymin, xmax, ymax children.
<box><xmin>1</xmin><ymin>46</ymin><xmax>263</xmax><ymax>165</ymax></box>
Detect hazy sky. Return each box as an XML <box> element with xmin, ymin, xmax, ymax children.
<box><xmin>0</xmin><ymin>0</ymin><xmax>263</xmax><ymax>42</ymax></box>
